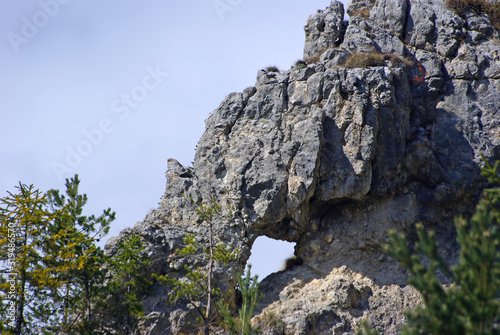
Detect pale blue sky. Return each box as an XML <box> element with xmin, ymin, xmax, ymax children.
<box><xmin>1</xmin><ymin>0</ymin><xmax>348</xmax><ymax>279</ymax></box>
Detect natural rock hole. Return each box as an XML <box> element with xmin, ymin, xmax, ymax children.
<box><xmin>246</xmin><ymin>236</ymin><xmax>296</xmax><ymax>280</ymax></box>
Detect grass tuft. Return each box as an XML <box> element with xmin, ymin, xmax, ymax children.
<box><xmin>350</xmin><ymin>8</ymin><xmax>371</xmax><ymax>19</ymax></box>
<box><xmin>282</xmin><ymin>255</ymin><xmax>303</xmax><ymax>271</ymax></box>
<box><xmin>445</xmin><ymin>0</ymin><xmax>500</xmax><ymax>30</ymax></box>
<box><xmin>304</xmin><ymin>52</ymin><xmax>322</xmax><ymax>64</ymax></box>
<box><xmin>342</xmin><ymin>52</ymin><xmax>413</xmax><ymax>68</ymax></box>
<box><xmin>265</xmin><ymin>65</ymin><xmax>280</xmax><ymax>72</ymax></box>
<box><xmin>304</xmin><ymin>46</ymin><xmax>333</xmax><ymax>64</ymax></box>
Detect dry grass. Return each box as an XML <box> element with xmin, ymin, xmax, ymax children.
<box><xmin>265</xmin><ymin>65</ymin><xmax>280</xmax><ymax>72</ymax></box>
<box><xmin>304</xmin><ymin>53</ymin><xmax>321</xmax><ymax>64</ymax></box>
<box><xmin>342</xmin><ymin>52</ymin><xmax>414</xmax><ymax>68</ymax></box>
<box><xmin>445</xmin><ymin>0</ymin><xmax>500</xmax><ymax>30</ymax></box>
<box><xmin>304</xmin><ymin>46</ymin><xmax>332</xmax><ymax>64</ymax></box>
<box><xmin>350</xmin><ymin>8</ymin><xmax>371</xmax><ymax>19</ymax></box>
<box><xmin>282</xmin><ymin>255</ymin><xmax>303</xmax><ymax>270</ymax></box>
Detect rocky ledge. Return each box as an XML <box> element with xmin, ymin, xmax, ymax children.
<box><xmin>106</xmin><ymin>0</ymin><xmax>500</xmax><ymax>333</ymax></box>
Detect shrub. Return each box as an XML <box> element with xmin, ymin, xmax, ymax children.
<box><xmin>295</xmin><ymin>59</ymin><xmax>307</xmax><ymax>70</ymax></box>
<box><xmin>265</xmin><ymin>65</ymin><xmax>280</xmax><ymax>73</ymax></box>
<box><xmin>282</xmin><ymin>255</ymin><xmax>303</xmax><ymax>271</ymax></box>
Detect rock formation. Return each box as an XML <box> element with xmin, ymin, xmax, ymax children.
<box><xmin>106</xmin><ymin>0</ymin><xmax>500</xmax><ymax>333</ymax></box>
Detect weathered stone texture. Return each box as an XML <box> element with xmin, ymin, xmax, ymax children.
<box><xmin>106</xmin><ymin>0</ymin><xmax>500</xmax><ymax>333</ymax></box>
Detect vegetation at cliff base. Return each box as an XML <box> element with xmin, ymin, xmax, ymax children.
<box><xmin>0</xmin><ymin>175</ymin><xmax>151</xmax><ymax>334</ymax></box>
<box><xmin>359</xmin><ymin>159</ymin><xmax>500</xmax><ymax>335</ymax></box>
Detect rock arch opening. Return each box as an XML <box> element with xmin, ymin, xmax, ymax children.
<box><xmin>247</xmin><ymin>236</ymin><xmax>296</xmax><ymax>280</ymax></box>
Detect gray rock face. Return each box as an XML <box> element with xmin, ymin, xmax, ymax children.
<box><xmin>106</xmin><ymin>0</ymin><xmax>500</xmax><ymax>333</ymax></box>
<box><xmin>370</xmin><ymin>0</ymin><xmax>408</xmax><ymax>38</ymax></box>
<box><xmin>304</xmin><ymin>1</ymin><xmax>347</xmax><ymax>60</ymax></box>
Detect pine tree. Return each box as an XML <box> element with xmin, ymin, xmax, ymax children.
<box><xmin>155</xmin><ymin>200</ymin><xmax>238</xmax><ymax>334</ymax></box>
<box><xmin>45</xmin><ymin>175</ymin><xmax>115</xmax><ymax>333</ymax></box>
<box><xmin>0</xmin><ymin>175</ymin><xmax>154</xmax><ymax>334</ymax></box>
<box><xmin>0</xmin><ymin>175</ymin><xmax>117</xmax><ymax>334</ymax></box>
<box><xmin>95</xmin><ymin>232</ymin><xmax>152</xmax><ymax>334</ymax></box>
<box><xmin>0</xmin><ymin>183</ymin><xmax>55</xmax><ymax>334</ymax></box>
<box><xmin>218</xmin><ymin>265</ymin><xmax>263</xmax><ymax>335</ymax></box>
<box><xmin>359</xmin><ymin>160</ymin><xmax>500</xmax><ymax>334</ymax></box>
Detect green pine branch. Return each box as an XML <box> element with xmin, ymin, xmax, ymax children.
<box><xmin>359</xmin><ymin>160</ymin><xmax>500</xmax><ymax>335</ymax></box>
<box><xmin>0</xmin><ymin>175</ymin><xmax>151</xmax><ymax>335</ymax></box>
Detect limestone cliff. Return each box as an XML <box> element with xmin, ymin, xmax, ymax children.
<box><xmin>106</xmin><ymin>0</ymin><xmax>500</xmax><ymax>333</ymax></box>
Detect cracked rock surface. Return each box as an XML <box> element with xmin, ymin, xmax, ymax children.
<box><xmin>106</xmin><ymin>0</ymin><xmax>500</xmax><ymax>333</ymax></box>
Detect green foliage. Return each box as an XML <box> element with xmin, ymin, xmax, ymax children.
<box><xmin>155</xmin><ymin>232</ymin><xmax>237</xmax><ymax>308</ymax></box>
<box><xmin>359</xmin><ymin>160</ymin><xmax>500</xmax><ymax>335</ymax></box>
<box><xmin>155</xmin><ymin>200</ymin><xmax>238</xmax><ymax>333</ymax></box>
<box><xmin>482</xmin><ymin>159</ymin><xmax>500</xmax><ymax>219</ymax></box>
<box><xmin>155</xmin><ymin>233</ymin><xmax>216</xmax><ymax>316</ymax></box>
<box><xmin>177</xmin><ymin>233</ymin><xmax>199</xmax><ymax>256</ymax></box>
<box><xmin>294</xmin><ymin>60</ymin><xmax>307</xmax><ymax>70</ymax></box>
<box><xmin>45</xmin><ymin>175</ymin><xmax>115</xmax><ymax>334</ymax></box>
<box><xmin>0</xmin><ymin>175</ymin><xmax>150</xmax><ymax>335</ymax></box>
<box><xmin>96</xmin><ymin>232</ymin><xmax>152</xmax><ymax>334</ymax></box>
<box><xmin>0</xmin><ymin>183</ymin><xmax>55</xmax><ymax>334</ymax></box>
<box><xmin>0</xmin><ymin>175</ymin><xmax>115</xmax><ymax>334</ymax></box>
<box><xmin>218</xmin><ymin>265</ymin><xmax>263</xmax><ymax>335</ymax></box>
<box><xmin>195</xmin><ymin>201</ymin><xmax>222</xmax><ymax>222</ymax></box>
